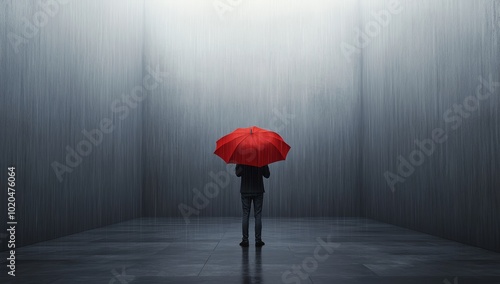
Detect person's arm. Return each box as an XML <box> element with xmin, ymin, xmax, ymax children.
<box><xmin>262</xmin><ymin>165</ymin><xmax>270</xmax><ymax>178</ymax></box>
<box><xmin>235</xmin><ymin>164</ymin><xmax>243</xmax><ymax>177</ymax></box>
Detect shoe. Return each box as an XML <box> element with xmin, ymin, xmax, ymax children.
<box><xmin>239</xmin><ymin>240</ymin><xmax>249</xmax><ymax>247</ymax></box>
<box><xmin>255</xmin><ymin>240</ymin><xmax>265</xmax><ymax>247</ymax></box>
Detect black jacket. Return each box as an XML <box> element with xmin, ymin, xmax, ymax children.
<box><xmin>235</xmin><ymin>164</ymin><xmax>270</xmax><ymax>194</ymax></box>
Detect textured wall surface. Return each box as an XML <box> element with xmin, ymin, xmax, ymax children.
<box><xmin>360</xmin><ymin>0</ymin><xmax>500</xmax><ymax>252</ymax></box>
<box><xmin>1</xmin><ymin>0</ymin><xmax>499</xmax><ymax>253</ymax></box>
<box><xmin>141</xmin><ymin>0</ymin><xmax>363</xmax><ymax>218</ymax></box>
<box><xmin>0</xmin><ymin>0</ymin><xmax>144</xmax><ymax>249</ymax></box>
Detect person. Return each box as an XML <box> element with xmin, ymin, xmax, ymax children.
<box><xmin>235</xmin><ymin>164</ymin><xmax>270</xmax><ymax>247</ymax></box>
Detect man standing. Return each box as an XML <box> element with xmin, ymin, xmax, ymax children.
<box><xmin>235</xmin><ymin>164</ymin><xmax>270</xmax><ymax>247</ymax></box>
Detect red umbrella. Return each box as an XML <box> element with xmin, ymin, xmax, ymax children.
<box><xmin>214</xmin><ymin>126</ymin><xmax>291</xmax><ymax>167</ymax></box>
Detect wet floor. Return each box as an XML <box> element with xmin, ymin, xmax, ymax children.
<box><xmin>2</xmin><ymin>217</ymin><xmax>500</xmax><ymax>284</ymax></box>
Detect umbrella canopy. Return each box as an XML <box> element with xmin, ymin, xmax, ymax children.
<box><xmin>214</xmin><ymin>126</ymin><xmax>291</xmax><ymax>167</ymax></box>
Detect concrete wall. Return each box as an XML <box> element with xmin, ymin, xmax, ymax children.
<box><xmin>141</xmin><ymin>0</ymin><xmax>363</xmax><ymax>218</ymax></box>
<box><xmin>0</xmin><ymin>0</ymin><xmax>144</xmax><ymax>249</ymax></box>
<box><xmin>1</xmin><ymin>0</ymin><xmax>498</xmax><ymax>253</ymax></box>
<box><xmin>360</xmin><ymin>0</ymin><xmax>500</xmax><ymax>252</ymax></box>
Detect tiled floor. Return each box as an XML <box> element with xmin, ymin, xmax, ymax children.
<box><xmin>1</xmin><ymin>217</ymin><xmax>500</xmax><ymax>283</ymax></box>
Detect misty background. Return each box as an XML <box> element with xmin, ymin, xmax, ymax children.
<box><xmin>0</xmin><ymin>0</ymin><xmax>498</xmax><ymax>253</ymax></box>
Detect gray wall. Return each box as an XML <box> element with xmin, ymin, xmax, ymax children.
<box><xmin>0</xmin><ymin>0</ymin><xmax>144</xmax><ymax>249</ymax></box>
<box><xmin>1</xmin><ymin>0</ymin><xmax>499</xmax><ymax>253</ymax></box>
<box><xmin>360</xmin><ymin>0</ymin><xmax>500</xmax><ymax>252</ymax></box>
<box><xmin>141</xmin><ymin>0</ymin><xmax>363</xmax><ymax>218</ymax></box>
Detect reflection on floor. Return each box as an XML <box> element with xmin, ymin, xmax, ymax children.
<box><xmin>1</xmin><ymin>217</ymin><xmax>500</xmax><ymax>284</ymax></box>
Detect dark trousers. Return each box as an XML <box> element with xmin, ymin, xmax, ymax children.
<box><xmin>241</xmin><ymin>193</ymin><xmax>263</xmax><ymax>242</ymax></box>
